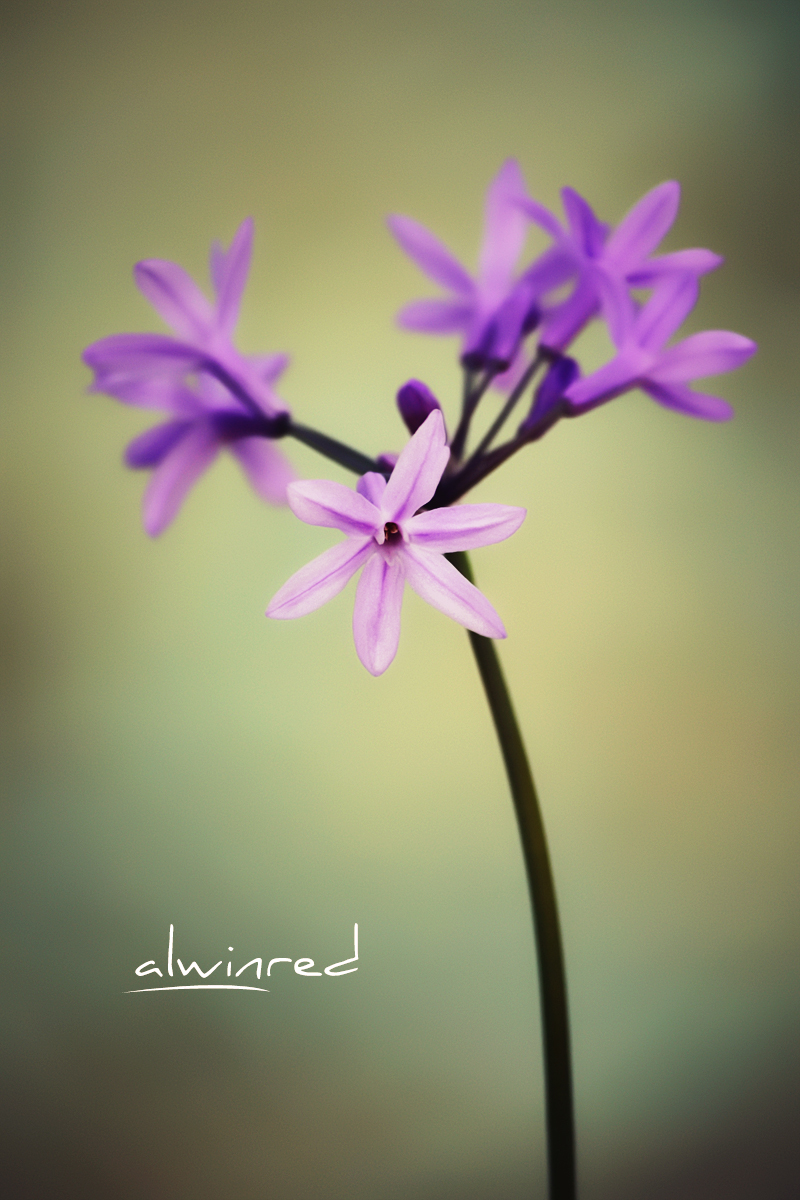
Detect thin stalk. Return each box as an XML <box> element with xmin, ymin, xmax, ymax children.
<box><xmin>465</xmin><ymin>350</ymin><xmax>546</xmax><ymax>464</ymax></box>
<box><xmin>448</xmin><ymin>550</ymin><xmax>576</xmax><ymax>1200</ymax></box>
<box><xmin>286</xmin><ymin>422</ymin><xmax>386</xmax><ymax>477</ymax></box>
<box><xmin>450</xmin><ymin>365</ymin><xmax>498</xmax><ymax>461</ymax></box>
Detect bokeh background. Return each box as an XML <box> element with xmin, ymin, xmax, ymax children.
<box><xmin>1</xmin><ymin>0</ymin><xmax>798</xmax><ymax>1196</ymax></box>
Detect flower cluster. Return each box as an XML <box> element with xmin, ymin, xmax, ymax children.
<box><xmin>84</xmin><ymin>163</ymin><xmax>756</xmax><ymax>672</ymax></box>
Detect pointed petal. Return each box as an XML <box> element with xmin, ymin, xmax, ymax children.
<box><xmin>247</xmin><ymin>352</ymin><xmax>291</xmax><ymax>384</ymax></box>
<box><xmin>561</xmin><ymin>188</ymin><xmax>607</xmax><ymax>258</ymax></box>
<box><xmin>565</xmin><ymin>347</ymin><xmax>653</xmax><ymax>408</ymax></box>
<box><xmin>517</xmin><ymin>196</ymin><xmax>565</xmax><ymax>241</ymax></box>
<box><xmin>141</xmin><ymin>423</ymin><xmax>219</xmax><ymax>536</ymax></box>
<box><xmin>594</xmin><ymin>269</ymin><xmax>636</xmax><ymax>347</ymax></box>
<box><xmin>605</xmin><ymin>181</ymin><xmax>680</xmax><ymax>267</ymax></box>
<box><xmin>352</xmin><ymin>553</ymin><xmax>406</xmax><ymax>675</ymax></box>
<box><xmin>134</xmin><ymin>260</ymin><xmax>216</xmax><ymax>342</ymax></box>
<box><xmin>356</xmin><ymin>472</ymin><xmax>388</xmax><ymax>506</ymax></box>
<box><xmin>541</xmin><ymin>275</ymin><xmax>601</xmax><ymax>351</ymax></box>
<box><xmin>402</xmin><ymin>545</ymin><xmax>506</xmax><ymax>638</ymax></box>
<box><xmin>96</xmin><ymin>374</ymin><xmax>203</xmax><ymax>413</ymax></box>
<box><xmin>286</xmin><ymin>479</ymin><xmax>380</xmax><ymax>536</ymax></box>
<box><xmin>635</xmin><ymin>273</ymin><xmax>699</xmax><ymax>352</ymax></box>
<box><xmin>396</xmin><ymin>298</ymin><xmax>474</xmax><ymax>334</ymax></box>
<box><xmin>628</xmin><ymin>247</ymin><xmax>723</xmax><ymax>284</ymax></box>
<box><xmin>267</xmin><ymin>538</ymin><xmax>374</xmax><ymax>619</ymax></box>
<box><xmin>479</xmin><ymin>159</ymin><xmax>529</xmax><ymax>303</ymax></box>
<box><xmin>406</xmin><ymin>503</ymin><xmax>526</xmax><ymax>553</ymax></box>
<box><xmin>382</xmin><ymin>410</ymin><xmax>450</xmax><ymax>524</ymax></box>
<box><xmin>125</xmin><ymin>420</ymin><xmax>194</xmax><ymax>467</ymax></box>
<box><xmin>641</xmin><ymin>381</ymin><xmax>734</xmax><ymax>421</ymax></box>
<box><xmin>229</xmin><ymin>437</ymin><xmax>297</xmax><ymax>505</ymax></box>
<box><xmin>387</xmin><ymin>215</ymin><xmax>474</xmax><ymax>294</ymax></box>
<box><xmin>211</xmin><ymin>218</ymin><xmax>254</xmax><ymax>337</ymax></box>
<box><xmin>84</xmin><ymin>333</ymin><xmax>203</xmax><ymax>380</ymax></box>
<box><xmin>648</xmin><ymin>331</ymin><xmax>757</xmax><ymax>383</ymax></box>
<box><xmin>519</xmin><ymin>245</ymin><xmax>576</xmax><ymax>297</ymax></box>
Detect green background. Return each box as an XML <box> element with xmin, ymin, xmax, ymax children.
<box><xmin>1</xmin><ymin>0</ymin><xmax>798</xmax><ymax>1196</ymax></box>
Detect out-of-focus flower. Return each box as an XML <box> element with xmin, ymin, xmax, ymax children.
<box><xmin>83</xmin><ymin>220</ymin><xmax>296</xmax><ymax>535</ymax></box>
<box><xmin>565</xmin><ymin>273</ymin><xmax>757</xmax><ymax>419</ymax></box>
<box><xmin>520</xmin><ymin>182</ymin><xmax>722</xmax><ymax>351</ymax></box>
<box><xmin>267</xmin><ymin>411</ymin><xmax>526</xmax><ymax>675</ymax></box>
<box><xmin>387</xmin><ymin>160</ymin><xmax>541</xmax><ymax>375</ymax></box>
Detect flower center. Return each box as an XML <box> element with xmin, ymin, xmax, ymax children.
<box><xmin>383</xmin><ymin>521</ymin><xmax>402</xmax><ymax>545</ymax></box>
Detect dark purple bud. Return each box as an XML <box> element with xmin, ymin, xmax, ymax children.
<box><xmin>397</xmin><ymin>380</ymin><xmax>443</xmax><ymax>435</ymax></box>
<box><xmin>376</xmin><ymin>452</ymin><xmax>398</xmax><ymax>474</ymax></box>
<box><xmin>518</xmin><ymin>355</ymin><xmax>579</xmax><ymax>436</ymax></box>
<box><xmin>521</xmin><ymin>301</ymin><xmax>540</xmax><ymax>336</ymax></box>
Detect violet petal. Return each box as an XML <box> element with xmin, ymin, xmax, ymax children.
<box><xmin>356</xmin><ymin>473</ymin><xmax>388</xmax><ymax>506</ymax></box>
<box><xmin>635</xmin><ymin>274</ymin><xmax>699</xmax><ymax>353</ymax></box>
<box><xmin>352</xmin><ymin>553</ymin><xmax>406</xmax><ymax>675</ymax></box>
<box><xmin>605</xmin><ymin>181</ymin><xmax>680</xmax><ymax>267</ymax></box>
<box><xmin>478</xmin><ymin>159</ymin><xmax>529</xmax><ymax>304</ymax></box>
<box><xmin>134</xmin><ymin>259</ymin><xmax>216</xmax><ymax>342</ymax></box>
<box><xmin>405</xmin><ymin>503</ymin><xmax>526</xmax><ymax>553</ymax></box>
<box><xmin>396</xmin><ymin>298</ymin><xmax>474</xmax><ymax>334</ymax></box>
<box><xmin>211</xmin><ymin>218</ymin><xmax>254</xmax><ymax>338</ymax></box>
<box><xmin>229</xmin><ymin>437</ymin><xmax>297</xmax><ymax>505</ymax></box>
<box><xmin>141</xmin><ymin>423</ymin><xmax>220</xmax><ymax>537</ymax></box>
<box><xmin>286</xmin><ymin>479</ymin><xmax>381</xmax><ymax>537</ymax></box>
<box><xmin>386</xmin><ymin>215</ymin><xmax>474</xmax><ymax>294</ymax></box>
<box><xmin>125</xmin><ymin>420</ymin><xmax>193</xmax><ymax>468</ymax></box>
<box><xmin>401</xmin><ymin>545</ymin><xmax>506</xmax><ymax>638</ymax></box>
<box><xmin>267</xmin><ymin>538</ymin><xmax>374</xmax><ymax>619</ymax></box>
<box><xmin>382</xmin><ymin>410</ymin><xmax>450</xmax><ymax>524</ymax></box>
<box><xmin>641</xmin><ymin>381</ymin><xmax>734</xmax><ymax>421</ymax></box>
<box><xmin>648</xmin><ymin>331</ymin><xmax>758</xmax><ymax>383</ymax></box>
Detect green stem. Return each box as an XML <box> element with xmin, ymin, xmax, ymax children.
<box><xmin>448</xmin><ymin>550</ymin><xmax>576</xmax><ymax>1200</ymax></box>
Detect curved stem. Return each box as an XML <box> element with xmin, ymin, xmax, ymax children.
<box><xmin>286</xmin><ymin>422</ymin><xmax>387</xmax><ymax>477</ymax></box>
<box><xmin>448</xmin><ymin>550</ymin><xmax>576</xmax><ymax>1200</ymax></box>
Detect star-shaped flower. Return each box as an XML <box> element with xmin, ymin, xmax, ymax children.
<box><xmin>564</xmin><ymin>272</ymin><xmax>757</xmax><ymax>419</ymax></box>
<box><xmin>387</xmin><ymin>160</ymin><xmax>541</xmax><ymax>375</ymax></box>
<box><xmin>520</xmin><ymin>181</ymin><xmax>722</xmax><ymax>351</ymax></box>
<box><xmin>267</xmin><ymin>410</ymin><xmax>526</xmax><ymax>675</ymax></box>
<box><xmin>83</xmin><ymin>220</ymin><xmax>296</xmax><ymax>535</ymax></box>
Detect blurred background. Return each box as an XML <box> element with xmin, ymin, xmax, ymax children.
<box><xmin>1</xmin><ymin>0</ymin><xmax>798</xmax><ymax>1196</ymax></box>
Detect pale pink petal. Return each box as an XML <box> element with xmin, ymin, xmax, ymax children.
<box><xmin>352</xmin><ymin>553</ymin><xmax>406</xmax><ymax>675</ymax></box>
<box><xmin>356</xmin><ymin>472</ymin><xmax>388</xmax><ymax>506</ymax></box>
<box><xmin>141</xmin><ymin>423</ymin><xmax>219</xmax><ymax>536</ymax></box>
<box><xmin>641</xmin><ymin>381</ymin><xmax>734</xmax><ymax>421</ymax></box>
<box><xmin>229</xmin><ymin>438</ymin><xmax>297</xmax><ymax>505</ymax></box>
<box><xmin>382</xmin><ymin>410</ymin><xmax>450</xmax><ymax>524</ymax></box>
<box><xmin>287</xmin><ymin>480</ymin><xmax>381</xmax><ymax>536</ymax></box>
<box><xmin>396</xmin><ymin>298</ymin><xmax>475</xmax><ymax>334</ymax></box>
<box><xmin>267</xmin><ymin>538</ymin><xmax>374</xmax><ymax>619</ymax></box>
<box><xmin>605</xmin><ymin>182</ymin><xmax>680</xmax><ymax>267</ymax></box>
<box><xmin>647</xmin><ymin>331</ymin><xmax>757</xmax><ymax>383</ymax></box>
<box><xmin>210</xmin><ymin>218</ymin><xmax>254</xmax><ymax>337</ymax></box>
<box><xmin>634</xmin><ymin>274</ymin><xmax>699</xmax><ymax>352</ymax></box>
<box><xmin>405</xmin><ymin>504</ymin><xmax>526</xmax><ymax>552</ymax></box>
<box><xmin>402</xmin><ymin>545</ymin><xmax>506</xmax><ymax>638</ymax></box>
<box><xmin>134</xmin><ymin>260</ymin><xmax>216</xmax><ymax>342</ymax></box>
<box><xmin>479</xmin><ymin>159</ymin><xmax>529</xmax><ymax>303</ymax></box>
<box><xmin>387</xmin><ymin>215</ymin><xmax>474</xmax><ymax>294</ymax></box>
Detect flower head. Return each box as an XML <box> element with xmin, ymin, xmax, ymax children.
<box><xmin>564</xmin><ymin>272</ymin><xmax>757</xmax><ymax>419</ymax></box>
<box><xmin>83</xmin><ymin>219</ymin><xmax>296</xmax><ymax>535</ymax></box>
<box><xmin>387</xmin><ymin>160</ymin><xmax>536</xmax><ymax>377</ymax></box>
<box><xmin>267</xmin><ymin>410</ymin><xmax>526</xmax><ymax>675</ymax></box>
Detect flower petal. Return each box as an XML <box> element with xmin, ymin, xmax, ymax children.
<box><xmin>84</xmin><ymin>333</ymin><xmax>203</xmax><ymax>381</ymax></box>
<box><xmin>141</xmin><ymin>423</ymin><xmax>219</xmax><ymax>536</ymax></box>
<box><xmin>478</xmin><ymin>159</ymin><xmax>529</xmax><ymax>304</ymax></box>
<box><xmin>356</xmin><ymin>472</ymin><xmax>388</xmax><ymax>506</ymax></box>
<box><xmin>125</xmin><ymin>420</ymin><xmax>194</xmax><ymax>467</ymax></box>
<box><xmin>634</xmin><ymin>273</ymin><xmax>699</xmax><ymax>352</ymax></box>
<box><xmin>605</xmin><ymin>181</ymin><xmax>680</xmax><ymax>267</ymax></box>
<box><xmin>641</xmin><ymin>381</ymin><xmax>734</xmax><ymax>421</ymax></box>
<box><xmin>229</xmin><ymin>437</ymin><xmax>297</xmax><ymax>505</ymax></box>
<box><xmin>387</xmin><ymin>215</ymin><xmax>474</xmax><ymax>294</ymax></box>
<box><xmin>267</xmin><ymin>538</ymin><xmax>374</xmax><ymax>619</ymax></box>
<box><xmin>518</xmin><ymin>196</ymin><xmax>565</xmax><ymax>241</ymax></box>
<box><xmin>627</xmin><ymin>247</ymin><xmax>723</xmax><ymax>284</ymax></box>
<box><xmin>210</xmin><ymin>218</ymin><xmax>254</xmax><ymax>337</ymax></box>
<box><xmin>561</xmin><ymin>188</ymin><xmax>607</xmax><ymax>258</ymax></box>
<box><xmin>406</xmin><ymin>503</ymin><xmax>526</xmax><ymax>553</ymax></box>
<box><xmin>287</xmin><ymin>479</ymin><xmax>381</xmax><ymax>536</ymax></box>
<box><xmin>402</xmin><ymin>545</ymin><xmax>506</xmax><ymax>638</ymax></box>
<box><xmin>352</xmin><ymin>553</ymin><xmax>406</xmax><ymax>675</ymax></box>
<box><xmin>565</xmin><ymin>347</ymin><xmax>653</xmax><ymax>408</ymax></box>
<box><xmin>248</xmin><ymin>352</ymin><xmax>291</xmax><ymax>384</ymax></box>
<box><xmin>541</xmin><ymin>275</ymin><xmax>601</xmax><ymax>351</ymax></box>
<box><xmin>396</xmin><ymin>298</ymin><xmax>474</xmax><ymax>334</ymax></box>
<box><xmin>647</xmin><ymin>331</ymin><xmax>758</xmax><ymax>383</ymax></box>
<box><xmin>134</xmin><ymin>259</ymin><xmax>216</xmax><ymax>342</ymax></box>
<box><xmin>382</xmin><ymin>410</ymin><xmax>450</xmax><ymax>524</ymax></box>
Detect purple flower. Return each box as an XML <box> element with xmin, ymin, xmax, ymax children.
<box><xmin>267</xmin><ymin>411</ymin><xmax>526</xmax><ymax>675</ymax></box>
<box><xmin>387</xmin><ymin>160</ymin><xmax>538</xmax><ymax>375</ymax></box>
<box><xmin>564</xmin><ymin>273</ymin><xmax>757</xmax><ymax>419</ymax></box>
<box><xmin>520</xmin><ymin>182</ymin><xmax>723</xmax><ymax>351</ymax></box>
<box><xmin>83</xmin><ymin>220</ymin><xmax>296</xmax><ymax>535</ymax></box>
